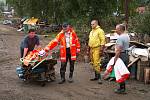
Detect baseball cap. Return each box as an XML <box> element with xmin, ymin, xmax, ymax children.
<box><xmin>62</xmin><ymin>22</ymin><xmax>68</xmax><ymax>28</ymax></box>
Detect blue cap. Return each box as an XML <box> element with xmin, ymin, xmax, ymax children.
<box><xmin>62</xmin><ymin>23</ymin><xmax>68</xmax><ymax>28</ymax></box>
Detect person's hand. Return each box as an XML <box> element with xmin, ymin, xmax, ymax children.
<box><xmin>99</xmin><ymin>52</ymin><xmax>104</xmax><ymax>57</ymax></box>
<box><xmin>38</xmin><ymin>49</ymin><xmax>46</xmax><ymax>57</ymax></box>
<box><xmin>100</xmin><ymin>45</ymin><xmax>105</xmax><ymax>57</ymax></box>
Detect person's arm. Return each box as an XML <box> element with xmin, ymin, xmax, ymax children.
<box><xmin>23</xmin><ymin>48</ymin><xmax>28</xmax><ymax>58</ymax></box>
<box><xmin>44</xmin><ymin>33</ymin><xmax>61</xmax><ymax>52</ymax></box>
<box><xmin>34</xmin><ymin>36</ymin><xmax>41</xmax><ymax>50</ymax></box>
<box><xmin>22</xmin><ymin>37</ymin><xmax>28</xmax><ymax>58</ymax></box>
<box><xmin>113</xmin><ymin>38</ymin><xmax>123</xmax><ymax>66</ymax></box>
<box><xmin>100</xmin><ymin>45</ymin><xmax>105</xmax><ymax>56</ymax></box>
<box><xmin>103</xmin><ymin>46</ymin><xmax>121</xmax><ymax>79</ymax></box>
<box><xmin>113</xmin><ymin>45</ymin><xmax>122</xmax><ymax>66</ymax></box>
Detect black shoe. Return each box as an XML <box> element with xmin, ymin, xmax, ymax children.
<box><xmin>90</xmin><ymin>78</ymin><xmax>98</xmax><ymax>81</ymax></box>
<box><xmin>114</xmin><ymin>88</ymin><xmax>126</xmax><ymax>94</ymax></box>
<box><xmin>58</xmin><ymin>79</ymin><xmax>65</xmax><ymax>84</ymax></box>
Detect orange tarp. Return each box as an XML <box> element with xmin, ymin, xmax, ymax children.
<box><xmin>23</xmin><ymin>17</ymin><xmax>38</xmax><ymax>25</ymax></box>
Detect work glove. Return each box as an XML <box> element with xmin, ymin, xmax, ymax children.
<box><xmin>38</xmin><ymin>49</ymin><xmax>46</xmax><ymax>57</ymax></box>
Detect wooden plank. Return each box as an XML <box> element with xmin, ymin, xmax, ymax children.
<box><xmin>129</xmin><ymin>41</ymin><xmax>148</xmax><ymax>48</ymax></box>
<box><xmin>128</xmin><ymin>57</ymin><xmax>140</xmax><ymax>67</ymax></box>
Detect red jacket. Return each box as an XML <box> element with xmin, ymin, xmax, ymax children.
<box><xmin>44</xmin><ymin>29</ymin><xmax>80</xmax><ymax>62</ymax></box>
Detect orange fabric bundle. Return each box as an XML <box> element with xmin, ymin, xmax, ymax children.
<box><xmin>23</xmin><ymin>50</ymin><xmax>39</xmax><ymax>66</ymax></box>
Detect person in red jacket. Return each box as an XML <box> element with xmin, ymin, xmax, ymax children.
<box><xmin>39</xmin><ymin>23</ymin><xmax>80</xmax><ymax>84</ymax></box>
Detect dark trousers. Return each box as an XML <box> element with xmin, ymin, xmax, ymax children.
<box><xmin>120</xmin><ymin>52</ymin><xmax>129</xmax><ymax>67</ymax></box>
<box><xmin>119</xmin><ymin>52</ymin><xmax>129</xmax><ymax>90</ymax></box>
<box><xmin>60</xmin><ymin>48</ymin><xmax>75</xmax><ymax>79</ymax></box>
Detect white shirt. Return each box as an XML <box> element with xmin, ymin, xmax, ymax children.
<box><xmin>65</xmin><ymin>32</ymin><xmax>70</xmax><ymax>48</ymax></box>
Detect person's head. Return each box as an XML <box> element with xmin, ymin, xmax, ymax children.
<box><xmin>62</xmin><ymin>23</ymin><xmax>68</xmax><ymax>33</ymax></box>
<box><xmin>91</xmin><ymin>20</ymin><xmax>98</xmax><ymax>29</ymax></box>
<box><xmin>28</xmin><ymin>29</ymin><xmax>36</xmax><ymax>38</ymax></box>
<box><xmin>67</xmin><ymin>24</ymin><xmax>74</xmax><ymax>32</ymax></box>
<box><xmin>115</xmin><ymin>24</ymin><xmax>125</xmax><ymax>35</ymax></box>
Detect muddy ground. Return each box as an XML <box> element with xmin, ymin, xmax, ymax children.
<box><xmin>0</xmin><ymin>24</ymin><xmax>150</xmax><ymax>100</ymax></box>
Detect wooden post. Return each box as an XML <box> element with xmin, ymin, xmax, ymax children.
<box><xmin>144</xmin><ymin>67</ymin><xmax>150</xmax><ymax>84</ymax></box>
<box><xmin>137</xmin><ymin>60</ymin><xmax>150</xmax><ymax>81</ymax></box>
<box><xmin>137</xmin><ymin>60</ymin><xmax>142</xmax><ymax>81</ymax></box>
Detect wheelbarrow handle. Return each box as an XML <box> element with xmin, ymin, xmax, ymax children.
<box><xmin>20</xmin><ymin>58</ymin><xmax>37</xmax><ymax>64</ymax></box>
<box><xmin>32</xmin><ymin>58</ymin><xmax>46</xmax><ymax>70</ymax></box>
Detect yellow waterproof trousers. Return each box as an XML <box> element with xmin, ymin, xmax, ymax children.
<box><xmin>90</xmin><ymin>47</ymin><xmax>101</xmax><ymax>73</ymax></box>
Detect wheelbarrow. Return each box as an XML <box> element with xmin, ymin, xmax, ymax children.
<box><xmin>16</xmin><ymin>55</ymin><xmax>57</xmax><ymax>86</ymax></box>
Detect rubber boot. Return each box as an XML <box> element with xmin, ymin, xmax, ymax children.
<box><xmin>120</xmin><ymin>82</ymin><xmax>126</xmax><ymax>92</ymax></box>
<box><xmin>115</xmin><ymin>82</ymin><xmax>126</xmax><ymax>94</ymax></box>
<box><xmin>68</xmin><ymin>72</ymin><xmax>73</xmax><ymax>83</ymax></box>
<box><xmin>58</xmin><ymin>72</ymin><xmax>65</xmax><ymax>84</ymax></box>
<box><xmin>90</xmin><ymin>71</ymin><xmax>98</xmax><ymax>81</ymax></box>
<box><xmin>97</xmin><ymin>73</ymin><xmax>102</xmax><ymax>84</ymax></box>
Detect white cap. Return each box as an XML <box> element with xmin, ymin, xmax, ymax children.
<box><xmin>38</xmin><ymin>50</ymin><xmax>46</xmax><ymax>56</ymax></box>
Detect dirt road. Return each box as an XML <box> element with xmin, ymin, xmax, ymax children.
<box><xmin>0</xmin><ymin>24</ymin><xmax>149</xmax><ymax>100</ymax></box>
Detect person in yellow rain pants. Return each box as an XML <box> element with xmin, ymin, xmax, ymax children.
<box><xmin>88</xmin><ymin>20</ymin><xmax>105</xmax><ymax>84</ymax></box>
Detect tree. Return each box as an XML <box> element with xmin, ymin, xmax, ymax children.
<box><xmin>6</xmin><ymin>0</ymin><xmax>149</xmax><ymax>33</ymax></box>
<box><xmin>6</xmin><ymin>0</ymin><xmax>118</xmax><ymax>23</ymax></box>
